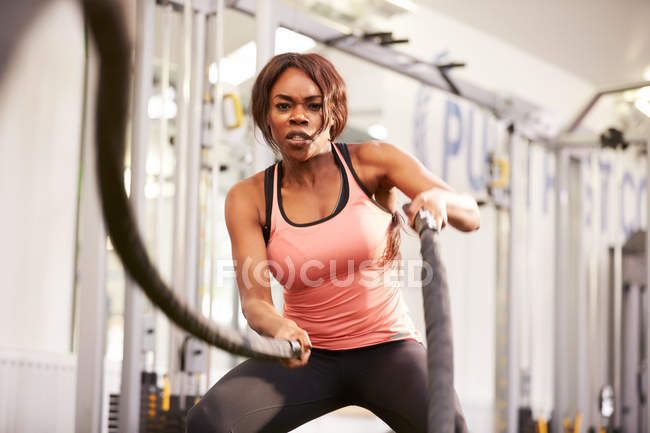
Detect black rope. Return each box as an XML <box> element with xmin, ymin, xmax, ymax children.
<box><xmin>81</xmin><ymin>0</ymin><xmax>300</xmax><ymax>361</ymax></box>
<box><xmin>410</xmin><ymin>207</ymin><xmax>469</xmax><ymax>433</ymax></box>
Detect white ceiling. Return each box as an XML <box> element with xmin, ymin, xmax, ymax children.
<box><xmin>415</xmin><ymin>0</ymin><xmax>650</xmax><ymax>88</ymax></box>
<box><xmin>221</xmin><ymin>1</ymin><xmax>650</xmax><ymax>89</ymax></box>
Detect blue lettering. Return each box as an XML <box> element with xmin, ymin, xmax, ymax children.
<box><xmin>599</xmin><ymin>160</ymin><xmax>612</xmax><ymax>233</ymax></box>
<box><xmin>466</xmin><ymin>110</ymin><xmax>489</xmax><ymax>192</ymax></box>
<box><xmin>443</xmin><ymin>99</ymin><xmax>462</xmax><ymax>181</ymax></box>
<box><xmin>621</xmin><ymin>172</ymin><xmax>635</xmax><ymax>238</ymax></box>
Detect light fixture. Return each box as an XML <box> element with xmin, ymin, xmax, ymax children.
<box><xmin>385</xmin><ymin>0</ymin><xmax>417</xmax><ymax>12</ymax></box>
<box><xmin>367</xmin><ymin>123</ymin><xmax>388</xmax><ymax>140</ymax></box>
<box><xmin>275</xmin><ymin>27</ymin><xmax>316</xmax><ymax>54</ymax></box>
<box><xmin>635</xmin><ymin>99</ymin><xmax>650</xmax><ymax>118</ymax></box>
<box><xmin>634</xmin><ymin>86</ymin><xmax>650</xmax><ymax>118</ymax></box>
<box><xmin>207</xmin><ymin>28</ymin><xmax>316</xmax><ymax>88</ymax></box>
<box><xmin>209</xmin><ymin>41</ymin><xmax>257</xmax><ymax>87</ymax></box>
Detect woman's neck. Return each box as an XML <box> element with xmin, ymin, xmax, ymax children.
<box><xmin>280</xmin><ymin>141</ymin><xmax>335</xmax><ymax>188</ymax></box>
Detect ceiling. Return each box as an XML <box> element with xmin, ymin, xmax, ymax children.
<box><xmin>415</xmin><ymin>0</ymin><xmax>650</xmax><ymax>88</ymax></box>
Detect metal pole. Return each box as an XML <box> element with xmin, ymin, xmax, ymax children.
<box><xmin>569</xmin><ymin>155</ymin><xmax>588</xmax><ymax>423</ymax></box>
<box><xmin>563</xmin><ymin>81</ymin><xmax>650</xmax><ymax>134</ymax></box>
<box><xmin>154</xmin><ymin>1</ymin><xmax>172</xmax><ymax>376</ymax></box>
<box><xmin>206</xmin><ymin>0</ymin><xmax>225</xmax><ymax>388</ymax></box>
<box><xmin>178</xmin><ymin>5</ymin><xmax>207</xmax><ymax>405</ymax></box>
<box><xmin>646</xmin><ymin>125</ymin><xmax>650</xmax><ymax>433</ymax></box>
<box><xmin>622</xmin><ymin>283</ymin><xmax>641</xmax><ymax>432</ymax></box>
<box><xmin>119</xmin><ymin>0</ymin><xmax>155</xmax><ymax>432</ymax></box>
<box><xmin>507</xmin><ymin>133</ymin><xmax>524</xmax><ymax>433</ymax></box>
<box><xmin>553</xmin><ymin>149</ymin><xmax>570</xmax><ymax>433</ymax></box>
<box><xmin>170</xmin><ymin>0</ymin><xmax>193</xmax><ymax>392</ymax></box>
<box><xmin>494</xmin><ymin>127</ymin><xmax>511</xmax><ymax>433</ymax></box>
<box><xmin>184</xmin><ymin>4</ymin><xmax>206</xmax><ymax>313</ymax></box>
<box><xmin>609</xmin><ymin>242</ymin><xmax>623</xmax><ymax>429</ymax></box>
<box><xmin>157</xmin><ymin>5</ymin><xmax>172</xmax><ymax>272</ymax></box>
<box><xmin>74</xmin><ymin>46</ymin><xmax>107</xmax><ymax>433</ymax></box>
<box><xmin>253</xmin><ymin>0</ymin><xmax>276</xmax><ymax>173</ymax></box>
<box><xmin>255</xmin><ymin>0</ymin><xmax>275</xmax><ymax>74</ymax></box>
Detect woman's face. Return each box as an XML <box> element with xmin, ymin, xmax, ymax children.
<box><xmin>267</xmin><ymin>67</ymin><xmax>331</xmax><ymax>161</ymax></box>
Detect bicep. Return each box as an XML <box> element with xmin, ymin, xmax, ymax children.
<box><xmin>366</xmin><ymin>141</ymin><xmax>455</xmax><ymax>198</ymax></box>
<box><xmin>224</xmin><ymin>186</ymin><xmax>274</xmax><ymax>308</ymax></box>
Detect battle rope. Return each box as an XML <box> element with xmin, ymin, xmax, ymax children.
<box><xmin>82</xmin><ymin>0</ymin><xmax>300</xmax><ymax>361</ymax></box>
<box><xmin>410</xmin><ymin>206</ymin><xmax>468</xmax><ymax>433</ymax></box>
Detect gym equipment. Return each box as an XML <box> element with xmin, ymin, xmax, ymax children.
<box><xmin>81</xmin><ymin>0</ymin><xmax>301</xmax><ymax>362</ymax></box>
<box><xmin>409</xmin><ymin>205</ymin><xmax>467</xmax><ymax>433</ymax></box>
<box><xmin>109</xmin><ymin>372</ymin><xmax>199</xmax><ymax>433</ymax></box>
<box><xmin>83</xmin><ymin>2</ymin><xmax>468</xmax><ymax>430</ymax></box>
<box><xmin>222</xmin><ymin>93</ymin><xmax>244</xmax><ymax>129</ymax></box>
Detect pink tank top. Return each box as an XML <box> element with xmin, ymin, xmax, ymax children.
<box><xmin>266</xmin><ymin>143</ymin><xmax>421</xmax><ymax>350</ymax></box>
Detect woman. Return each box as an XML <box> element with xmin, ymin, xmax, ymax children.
<box><xmin>187</xmin><ymin>52</ymin><xmax>479</xmax><ymax>433</ymax></box>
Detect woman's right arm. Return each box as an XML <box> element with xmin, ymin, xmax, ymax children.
<box><xmin>224</xmin><ymin>180</ymin><xmax>311</xmax><ymax>368</ymax></box>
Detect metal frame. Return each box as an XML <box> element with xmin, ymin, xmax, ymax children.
<box><xmin>646</xmin><ymin>128</ymin><xmax>649</xmax><ymax>433</ymax></box>
<box><xmin>552</xmin><ymin>148</ymin><xmax>570</xmax><ymax>433</ymax></box>
<box><xmin>78</xmin><ymin>1</ymin><xmax>650</xmax><ymax>432</ymax></box>
<box><xmin>607</xmin><ymin>244</ymin><xmax>623</xmax><ymax>429</ymax></box>
<box><xmin>507</xmin><ymin>134</ymin><xmax>527</xmax><ymax>433</ymax></box>
<box><xmin>225</xmin><ymin>0</ymin><xmax>561</xmax><ymax>143</ymax></box>
<box><xmin>119</xmin><ymin>1</ymin><xmax>156</xmax><ymax>431</ymax></box>
<box><xmin>169</xmin><ymin>0</ymin><xmax>193</xmax><ymax>394</ymax></box>
<box><xmin>551</xmin><ymin>126</ymin><xmax>649</xmax><ymax>433</ymax></box>
<box><xmin>564</xmin><ymin>81</ymin><xmax>650</xmax><ymax>134</ymax></box>
<box><xmin>252</xmin><ymin>0</ymin><xmax>277</xmax><ymax>172</ymax></box>
<box><xmin>74</xmin><ymin>44</ymin><xmax>108</xmax><ymax>433</ymax></box>
<box><xmin>206</xmin><ymin>0</ymin><xmax>225</xmax><ymax>390</ymax></box>
<box><xmin>154</xmin><ymin>1</ymin><xmax>173</xmax><ymax>378</ymax></box>
<box><xmin>570</xmin><ymin>155</ymin><xmax>588</xmax><ymax>424</ymax></box>
<box><xmin>179</xmin><ymin>3</ymin><xmax>208</xmax><ymax>406</ymax></box>
<box><xmin>222</xmin><ymin>2</ymin><xmax>650</xmax><ymax>432</ymax></box>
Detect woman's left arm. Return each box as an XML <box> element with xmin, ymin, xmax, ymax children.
<box><xmin>357</xmin><ymin>141</ymin><xmax>480</xmax><ymax>232</ymax></box>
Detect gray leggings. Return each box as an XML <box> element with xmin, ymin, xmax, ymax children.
<box><xmin>186</xmin><ymin>340</ymin><xmax>468</xmax><ymax>433</ymax></box>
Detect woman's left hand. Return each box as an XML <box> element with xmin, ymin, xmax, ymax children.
<box><xmin>355</xmin><ymin>141</ymin><xmax>480</xmax><ymax>232</ymax></box>
<box><xmin>405</xmin><ymin>188</ymin><xmax>449</xmax><ymax>231</ymax></box>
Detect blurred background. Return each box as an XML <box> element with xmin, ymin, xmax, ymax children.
<box><xmin>1</xmin><ymin>0</ymin><xmax>649</xmax><ymax>432</ymax></box>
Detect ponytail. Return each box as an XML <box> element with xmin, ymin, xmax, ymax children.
<box><xmin>379</xmin><ymin>211</ymin><xmax>403</xmax><ymax>266</ymax></box>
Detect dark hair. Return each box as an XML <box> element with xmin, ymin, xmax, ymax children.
<box><xmin>379</xmin><ymin>212</ymin><xmax>402</xmax><ymax>267</ymax></box>
<box><xmin>250</xmin><ymin>52</ymin><xmax>348</xmax><ymax>152</ymax></box>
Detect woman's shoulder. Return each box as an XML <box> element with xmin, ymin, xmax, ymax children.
<box><xmin>225</xmin><ymin>169</ymin><xmax>268</xmax><ymax>226</ymax></box>
<box><xmin>345</xmin><ymin>140</ymin><xmax>397</xmax><ymax>165</ymax></box>
<box><xmin>344</xmin><ymin>140</ymin><xmax>403</xmax><ymax>177</ymax></box>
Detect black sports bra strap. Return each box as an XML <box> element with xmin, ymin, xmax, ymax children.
<box><xmin>262</xmin><ymin>163</ymin><xmax>276</xmax><ymax>245</ymax></box>
<box><xmin>334</xmin><ymin>142</ymin><xmax>374</xmax><ymax>199</ymax></box>
<box><xmin>334</xmin><ymin>142</ymin><xmax>352</xmax><ymax>167</ymax></box>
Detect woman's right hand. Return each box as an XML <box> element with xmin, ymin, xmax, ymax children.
<box><xmin>274</xmin><ymin>320</ymin><xmax>312</xmax><ymax>368</ymax></box>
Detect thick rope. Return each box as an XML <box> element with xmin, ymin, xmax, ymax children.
<box><xmin>411</xmin><ymin>208</ymin><xmax>468</xmax><ymax>433</ymax></box>
<box><xmin>82</xmin><ymin>0</ymin><xmax>300</xmax><ymax>361</ymax></box>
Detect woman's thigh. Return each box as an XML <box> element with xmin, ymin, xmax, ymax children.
<box><xmin>342</xmin><ymin>340</ymin><xmax>469</xmax><ymax>433</ymax></box>
<box><xmin>186</xmin><ymin>351</ymin><xmax>345</xmax><ymax>433</ymax></box>
<box><xmin>342</xmin><ymin>340</ymin><xmax>429</xmax><ymax>433</ymax></box>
